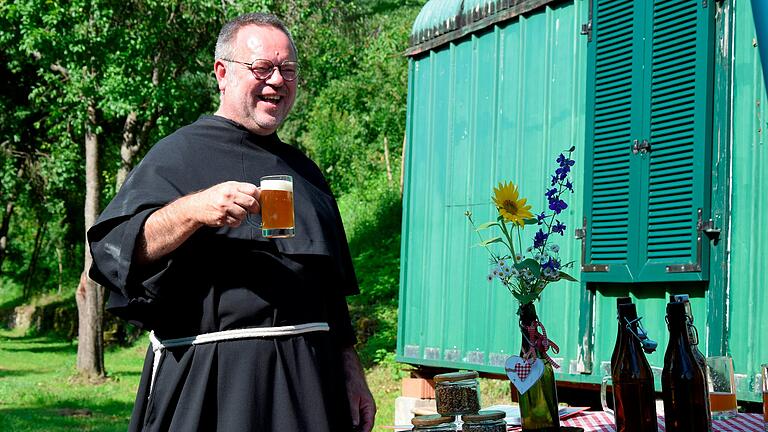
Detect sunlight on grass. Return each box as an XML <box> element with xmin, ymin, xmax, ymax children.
<box><xmin>0</xmin><ymin>329</ymin><xmax>144</xmax><ymax>432</ymax></box>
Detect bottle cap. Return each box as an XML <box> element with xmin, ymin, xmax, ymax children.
<box><xmin>411</xmin><ymin>414</ymin><xmax>456</xmax><ymax>427</ymax></box>
<box><xmin>617</xmin><ymin>297</ymin><xmax>632</xmax><ymax>306</ymax></box>
<box><xmin>434</xmin><ymin>370</ymin><xmax>479</xmax><ymax>383</ymax></box>
<box><xmin>461</xmin><ymin>410</ymin><xmax>506</xmax><ymax>422</ymax></box>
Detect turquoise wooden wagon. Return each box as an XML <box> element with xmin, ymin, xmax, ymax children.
<box><xmin>398</xmin><ymin>0</ymin><xmax>768</xmax><ymax>402</ymax></box>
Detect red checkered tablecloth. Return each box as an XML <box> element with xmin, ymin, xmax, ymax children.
<box><xmin>507</xmin><ymin>412</ymin><xmax>765</xmax><ymax>431</ymax></box>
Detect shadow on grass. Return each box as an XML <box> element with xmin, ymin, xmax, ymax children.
<box><xmin>0</xmin><ymin>398</ymin><xmax>133</xmax><ymax>432</ymax></box>
<box><xmin>0</xmin><ymin>334</ymin><xmax>75</xmax><ymax>354</ymax></box>
<box><xmin>108</xmin><ymin>369</ymin><xmax>143</xmax><ymax>378</ymax></box>
<box><xmin>0</xmin><ymin>368</ymin><xmax>37</xmax><ymax>378</ymax></box>
<box><xmin>2</xmin><ymin>342</ymin><xmax>75</xmax><ymax>354</ymax></box>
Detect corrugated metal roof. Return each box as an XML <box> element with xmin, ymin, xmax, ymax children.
<box><xmin>410</xmin><ymin>0</ymin><xmax>463</xmax><ymax>47</ymax></box>
<box><xmin>408</xmin><ymin>0</ymin><xmax>564</xmax><ymax>55</ymax></box>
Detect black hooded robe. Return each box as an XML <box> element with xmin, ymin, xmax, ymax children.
<box><xmin>88</xmin><ymin>115</ymin><xmax>358</xmax><ymax>432</ymax></box>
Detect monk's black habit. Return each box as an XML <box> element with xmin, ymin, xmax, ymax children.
<box><xmin>88</xmin><ymin>115</ymin><xmax>358</xmax><ymax>432</ymax></box>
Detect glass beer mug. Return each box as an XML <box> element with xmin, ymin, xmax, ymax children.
<box><xmin>247</xmin><ymin>175</ymin><xmax>295</xmax><ymax>238</ymax></box>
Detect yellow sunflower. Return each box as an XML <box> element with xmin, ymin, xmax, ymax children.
<box><xmin>492</xmin><ymin>181</ymin><xmax>533</xmax><ymax>225</ymax></box>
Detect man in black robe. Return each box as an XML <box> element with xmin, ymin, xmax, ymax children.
<box><xmin>88</xmin><ymin>13</ymin><xmax>376</xmax><ymax>432</ymax></box>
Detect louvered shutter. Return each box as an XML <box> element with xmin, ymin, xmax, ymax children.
<box><xmin>583</xmin><ymin>0</ymin><xmax>714</xmax><ymax>283</ymax></box>
<box><xmin>635</xmin><ymin>0</ymin><xmax>714</xmax><ymax>281</ymax></box>
<box><xmin>583</xmin><ymin>0</ymin><xmax>642</xmax><ymax>282</ymax></box>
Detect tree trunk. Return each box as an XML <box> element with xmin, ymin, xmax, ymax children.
<box><xmin>116</xmin><ymin>110</ymin><xmax>158</xmax><ymax>189</ymax></box>
<box><xmin>0</xmin><ymin>201</ymin><xmax>14</xmax><ymax>276</ymax></box>
<box><xmin>76</xmin><ymin>102</ymin><xmax>105</xmax><ymax>379</ymax></box>
<box><xmin>23</xmin><ymin>220</ymin><xmax>47</xmax><ymax>299</ymax></box>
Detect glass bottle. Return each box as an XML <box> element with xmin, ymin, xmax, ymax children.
<box><xmin>610</xmin><ymin>297</ymin><xmax>634</xmax><ymax>371</ymax></box>
<box><xmin>517</xmin><ymin>302</ymin><xmax>560</xmax><ymax>431</ymax></box>
<box><xmin>668</xmin><ymin>295</ymin><xmax>707</xmax><ymax>372</ymax></box>
<box><xmin>662</xmin><ymin>301</ymin><xmax>710</xmax><ymax>431</ymax></box>
<box><xmin>611</xmin><ymin>303</ymin><xmax>658</xmax><ymax>432</ymax></box>
<box><xmin>669</xmin><ymin>294</ymin><xmax>711</xmax><ymax>428</ymax></box>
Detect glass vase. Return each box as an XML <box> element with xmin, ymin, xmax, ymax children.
<box><xmin>517</xmin><ymin>302</ymin><xmax>560</xmax><ymax>431</ymax></box>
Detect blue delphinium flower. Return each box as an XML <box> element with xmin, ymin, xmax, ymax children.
<box><xmin>552</xmin><ymin>221</ymin><xmax>566</xmax><ymax>235</ymax></box>
<box><xmin>536</xmin><ymin>212</ymin><xmax>547</xmax><ymax>224</ymax></box>
<box><xmin>533</xmin><ymin>229</ymin><xmax>548</xmax><ymax>248</ymax></box>
<box><xmin>549</xmin><ymin>198</ymin><xmax>568</xmax><ymax>214</ymax></box>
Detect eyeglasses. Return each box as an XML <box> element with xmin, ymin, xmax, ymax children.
<box><xmin>222</xmin><ymin>58</ymin><xmax>299</xmax><ymax>82</ymax></box>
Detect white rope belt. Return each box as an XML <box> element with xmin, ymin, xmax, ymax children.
<box><xmin>147</xmin><ymin>322</ymin><xmax>329</xmax><ymax>396</ymax></box>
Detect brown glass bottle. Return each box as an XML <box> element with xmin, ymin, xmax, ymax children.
<box><xmin>669</xmin><ymin>294</ymin><xmax>711</xmax><ymax>429</ymax></box>
<box><xmin>668</xmin><ymin>295</ymin><xmax>707</xmax><ymax>373</ymax></box>
<box><xmin>662</xmin><ymin>302</ymin><xmax>710</xmax><ymax>432</ymax></box>
<box><xmin>610</xmin><ymin>297</ymin><xmax>634</xmax><ymax>370</ymax></box>
<box><xmin>518</xmin><ymin>302</ymin><xmax>560</xmax><ymax>431</ymax></box>
<box><xmin>610</xmin><ymin>303</ymin><xmax>658</xmax><ymax>432</ymax></box>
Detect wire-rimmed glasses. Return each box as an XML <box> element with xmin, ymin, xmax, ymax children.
<box><xmin>221</xmin><ymin>58</ymin><xmax>299</xmax><ymax>81</ymax></box>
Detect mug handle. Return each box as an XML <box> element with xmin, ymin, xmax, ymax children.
<box><xmin>600</xmin><ymin>376</ymin><xmax>614</xmax><ymax>417</ymax></box>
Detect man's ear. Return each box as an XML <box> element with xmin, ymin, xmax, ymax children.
<box><xmin>214</xmin><ymin>60</ymin><xmax>228</xmax><ymax>92</ymax></box>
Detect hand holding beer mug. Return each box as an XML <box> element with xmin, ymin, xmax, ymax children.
<box><xmin>257</xmin><ymin>175</ymin><xmax>295</xmax><ymax>238</ymax></box>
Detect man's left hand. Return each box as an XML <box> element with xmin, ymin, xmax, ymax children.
<box><xmin>341</xmin><ymin>346</ymin><xmax>376</xmax><ymax>432</ymax></box>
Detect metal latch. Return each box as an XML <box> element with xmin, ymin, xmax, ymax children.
<box><xmin>700</xmin><ymin>218</ymin><xmax>721</xmax><ymax>245</ymax></box>
<box><xmin>632</xmin><ymin>139</ymin><xmax>652</xmax><ymax>155</ymax></box>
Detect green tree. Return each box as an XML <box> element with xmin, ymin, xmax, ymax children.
<box><xmin>3</xmin><ymin>0</ymin><xmax>223</xmax><ymax>378</ymax></box>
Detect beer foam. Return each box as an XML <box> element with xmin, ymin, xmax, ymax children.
<box><xmin>261</xmin><ymin>179</ymin><xmax>293</xmax><ymax>192</ymax></box>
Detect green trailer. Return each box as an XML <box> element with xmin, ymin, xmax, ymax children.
<box><xmin>398</xmin><ymin>0</ymin><xmax>768</xmax><ymax>402</ymax></box>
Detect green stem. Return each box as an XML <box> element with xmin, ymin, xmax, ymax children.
<box><xmin>498</xmin><ymin>218</ymin><xmax>517</xmax><ymax>262</ymax></box>
<box><xmin>467</xmin><ymin>213</ymin><xmax>501</xmax><ymax>262</ymax></box>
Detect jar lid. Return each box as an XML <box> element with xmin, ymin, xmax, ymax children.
<box><xmin>411</xmin><ymin>414</ymin><xmax>456</xmax><ymax>426</ymax></box>
<box><xmin>433</xmin><ymin>370</ymin><xmax>479</xmax><ymax>383</ymax></box>
<box><xmin>461</xmin><ymin>410</ymin><xmax>506</xmax><ymax>422</ymax></box>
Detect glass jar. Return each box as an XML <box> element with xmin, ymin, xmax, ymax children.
<box><xmin>411</xmin><ymin>414</ymin><xmax>457</xmax><ymax>431</ymax></box>
<box><xmin>461</xmin><ymin>410</ymin><xmax>507</xmax><ymax>432</ymax></box>
<box><xmin>434</xmin><ymin>371</ymin><xmax>481</xmax><ymax>416</ymax></box>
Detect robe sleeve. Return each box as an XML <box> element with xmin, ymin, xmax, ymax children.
<box><xmin>87</xmin><ymin>136</ymin><xmax>189</xmax><ymax>327</ymax></box>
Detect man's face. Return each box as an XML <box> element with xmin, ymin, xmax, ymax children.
<box><xmin>215</xmin><ymin>25</ymin><xmax>297</xmax><ymax>136</ymax></box>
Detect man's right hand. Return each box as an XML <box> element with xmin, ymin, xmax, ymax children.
<box><xmin>189</xmin><ymin>181</ymin><xmax>261</xmax><ymax>227</ymax></box>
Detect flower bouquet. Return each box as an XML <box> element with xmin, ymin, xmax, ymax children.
<box><xmin>466</xmin><ymin>146</ymin><xmax>576</xmax><ymax>431</ymax></box>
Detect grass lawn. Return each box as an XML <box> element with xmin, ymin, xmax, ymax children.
<box><xmin>0</xmin><ymin>329</ymin><xmax>407</xmax><ymax>431</ymax></box>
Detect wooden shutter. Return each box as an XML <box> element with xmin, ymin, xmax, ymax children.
<box><xmin>583</xmin><ymin>0</ymin><xmax>641</xmax><ymax>282</ymax></box>
<box><xmin>583</xmin><ymin>0</ymin><xmax>714</xmax><ymax>283</ymax></box>
<box><xmin>635</xmin><ymin>0</ymin><xmax>714</xmax><ymax>281</ymax></box>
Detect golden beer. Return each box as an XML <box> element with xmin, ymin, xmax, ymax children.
<box><xmin>259</xmin><ymin>175</ymin><xmax>294</xmax><ymax>238</ymax></box>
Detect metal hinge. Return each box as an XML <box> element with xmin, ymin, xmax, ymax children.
<box><xmin>581</xmin><ymin>0</ymin><xmax>593</xmax><ymax>42</ymax></box>
<box><xmin>580</xmin><ymin>21</ymin><xmax>592</xmax><ymax>41</ymax></box>
<box><xmin>577</xmin><ymin>216</ymin><xmax>609</xmax><ymax>272</ymax></box>
<box><xmin>666</xmin><ymin>208</ymin><xmax>706</xmax><ymax>273</ymax></box>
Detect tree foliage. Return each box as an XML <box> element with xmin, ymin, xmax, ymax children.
<box><xmin>0</xmin><ymin>0</ymin><xmax>425</xmax><ymax>367</ymax></box>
